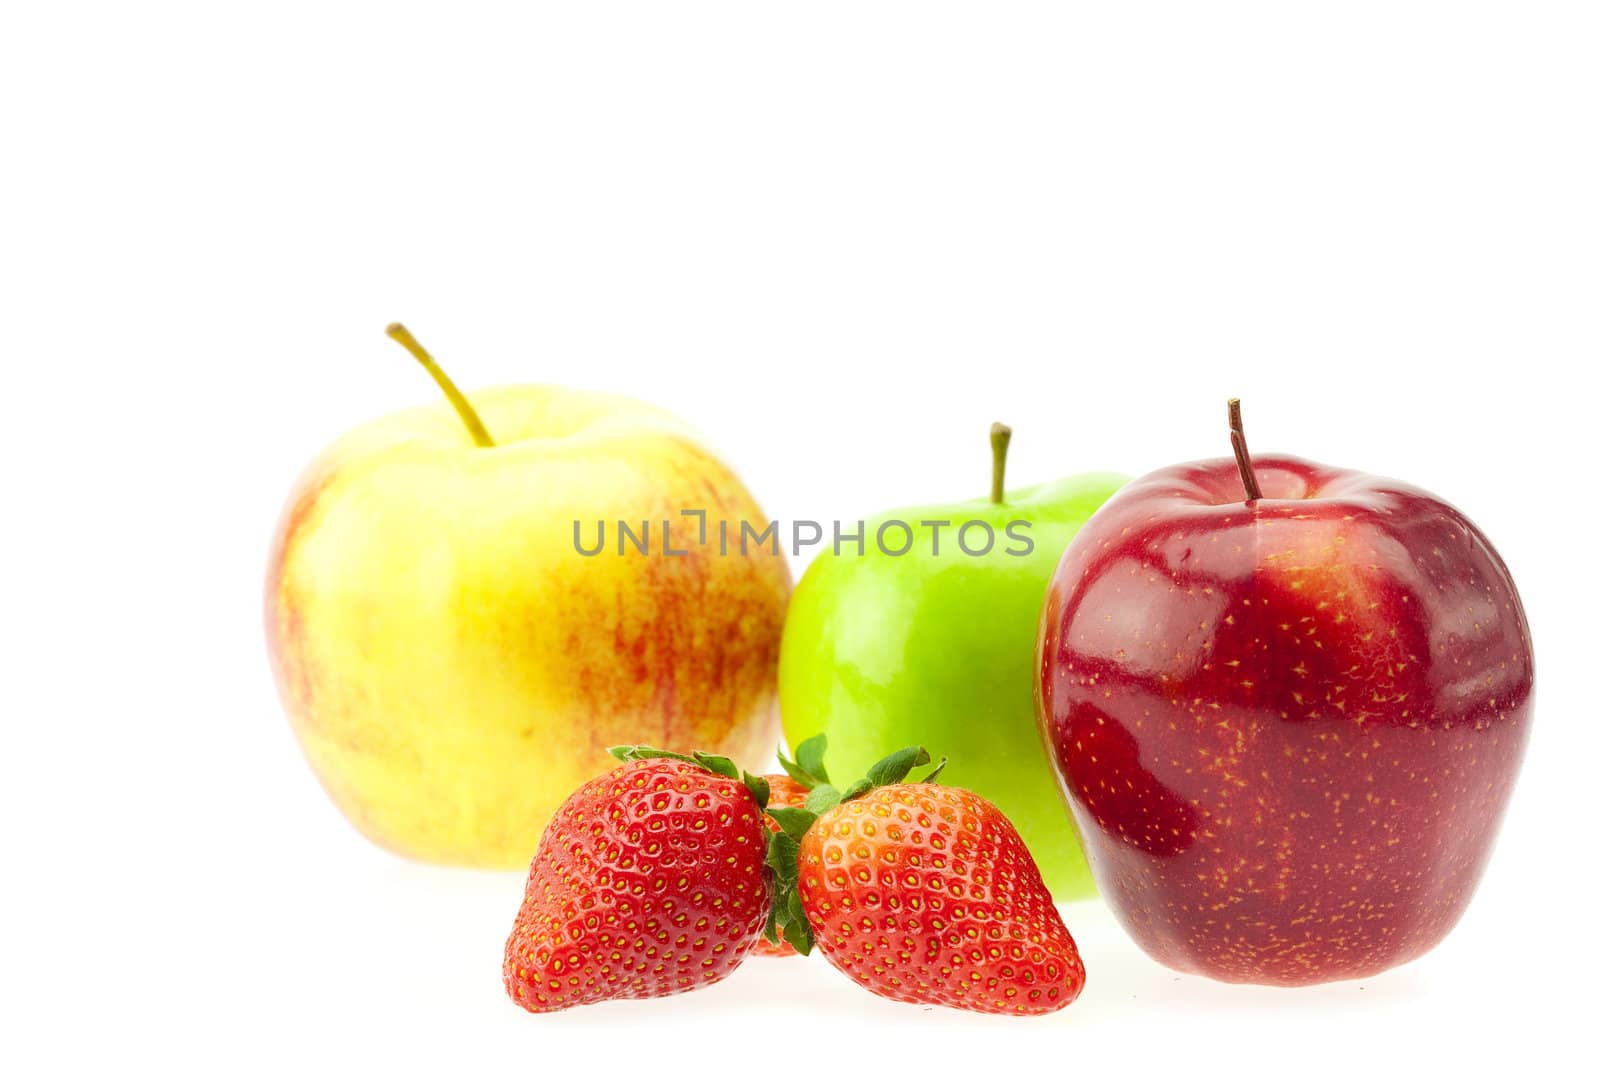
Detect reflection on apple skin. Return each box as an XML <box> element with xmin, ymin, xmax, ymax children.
<box><xmin>1058</xmin><ymin>702</ymin><xmax>1201</xmax><ymax>858</ymax></box>
<box><xmin>1038</xmin><ymin>454</ymin><xmax>1534</xmax><ymax>986</ymax></box>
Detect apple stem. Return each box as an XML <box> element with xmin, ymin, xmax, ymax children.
<box><xmin>990</xmin><ymin>422</ymin><xmax>1012</xmax><ymax>504</ymax></box>
<box><xmin>1227</xmin><ymin>398</ymin><xmax>1262</xmax><ymax>502</ymax></box>
<box><xmin>385</xmin><ymin>323</ymin><xmax>496</xmax><ymax>448</ymax></box>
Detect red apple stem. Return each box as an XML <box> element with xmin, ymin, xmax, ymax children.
<box><xmin>990</xmin><ymin>422</ymin><xmax>1012</xmax><ymax>504</ymax></box>
<box><xmin>1228</xmin><ymin>398</ymin><xmax>1262</xmax><ymax>502</ymax></box>
<box><xmin>385</xmin><ymin>323</ymin><xmax>496</xmax><ymax>448</ymax></box>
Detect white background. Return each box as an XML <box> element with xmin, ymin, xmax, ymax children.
<box><xmin>3</xmin><ymin>2</ymin><xmax>1596</xmax><ymax>1063</ymax></box>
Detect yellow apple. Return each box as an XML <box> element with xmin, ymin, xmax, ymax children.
<box><xmin>265</xmin><ymin>326</ymin><xmax>790</xmax><ymax>867</ymax></box>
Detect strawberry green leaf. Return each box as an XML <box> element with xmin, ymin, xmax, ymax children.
<box><xmin>765</xmin><ymin>806</ymin><xmax>817</xmax><ymax>839</ymax></box>
<box><xmin>794</xmin><ymin>734</ymin><xmax>831</xmax><ymax>784</ymax></box>
<box><xmin>766</xmin><ymin>828</ymin><xmax>801</xmax><ymax>877</ymax></box>
<box><xmin>763</xmin><ymin>824</ymin><xmax>813</xmax><ymax>954</ymax></box>
<box><xmin>863</xmin><ymin>746</ymin><xmax>929</xmax><ymax>788</ymax></box>
<box><xmin>919</xmin><ymin>756</ymin><xmax>949</xmax><ymax>784</ymax></box>
<box><xmin>760</xmin><ymin>823</ymin><xmax>782</xmax><ymax>944</ymax></box>
<box><xmin>803</xmin><ymin>783</ymin><xmax>842</xmax><ymax>816</ymax></box>
<box><xmin>691</xmin><ymin>751</ymin><xmax>740</xmax><ymax>780</ymax></box>
<box><xmin>609</xmin><ymin>745</ymin><xmax>761</xmax><ymax>798</ymax></box>
<box><xmin>607</xmin><ymin>744</ymin><xmax>696</xmax><ymax>764</ymax></box>
<box><xmin>742</xmin><ymin>770</ymin><xmax>771</xmax><ymax>808</ymax></box>
<box><xmin>840</xmin><ymin>776</ymin><xmax>872</xmax><ymax>801</ymax></box>
<box><xmin>781</xmin><ymin>895</ymin><xmax>813</xmax><ymax>955</ymax></box>
<box><xmin>775</xmin><ymin>751</ymin><xmax>818</xmax><ymax>788</ymax></box>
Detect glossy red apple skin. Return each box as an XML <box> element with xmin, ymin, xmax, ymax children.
<box><xmin>1037</xmin><ymin>454</ymin><xmax>1533</xmax><ymax>985</ymax></box>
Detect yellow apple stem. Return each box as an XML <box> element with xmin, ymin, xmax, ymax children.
<box><xmin>990</xmin><ymin>422</ymin><xmax>1012</xmax><ymax>504</ymax></box>
<box><xmin>1228</xmin><ymin>398</ymin><xmax>1262</xmax><ymax>502</ymax></box>
<box><xmin>385</xmin><ymin>323</ymin><xmax>496</xmax><ymax>447</ymax></box>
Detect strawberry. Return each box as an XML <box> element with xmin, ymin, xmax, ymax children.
<box><xmin>502</xmin><ymin>747</ymin><xmax>773</xmax><ymax>1013</ymax></box>
<box><xmin>751</xmin><ymin>772</ymin><xmax>811</xmax><ymax>958</ymax></box>
<box><xmin>762</xmin><ymin>773</ymin><xmax>811</xmax><ymax>817</ymax></box>
<box><xmin>765</xmin><ymin>743</ymin><xmax>1087</xmax><ymax>1015</ymax></box>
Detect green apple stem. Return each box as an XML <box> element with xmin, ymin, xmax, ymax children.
<box><xmin>990</xmin><ymin>422</ymin><xmax>1012</xmax><ymax>504</ymax></box>
<box><xmin>1227</xmin><ymin>398</ymin><xmax>1262</xmax><ymax>502</ymax></box>
<box><xmin>385</xmin><ymin>323</ymin><xmax>495</xmax><ymax>447</ymax></box>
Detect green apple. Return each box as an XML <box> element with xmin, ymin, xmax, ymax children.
<box><xmin>778</xmin><ymin>425</ymin><xmax>1124</xmax><ymax>899</ymax></box>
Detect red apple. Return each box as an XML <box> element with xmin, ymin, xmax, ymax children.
<box><xmin>1036</xmin><ymin>402</ymin><xmax>1533</xmax><ymax>985</ymax></box>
